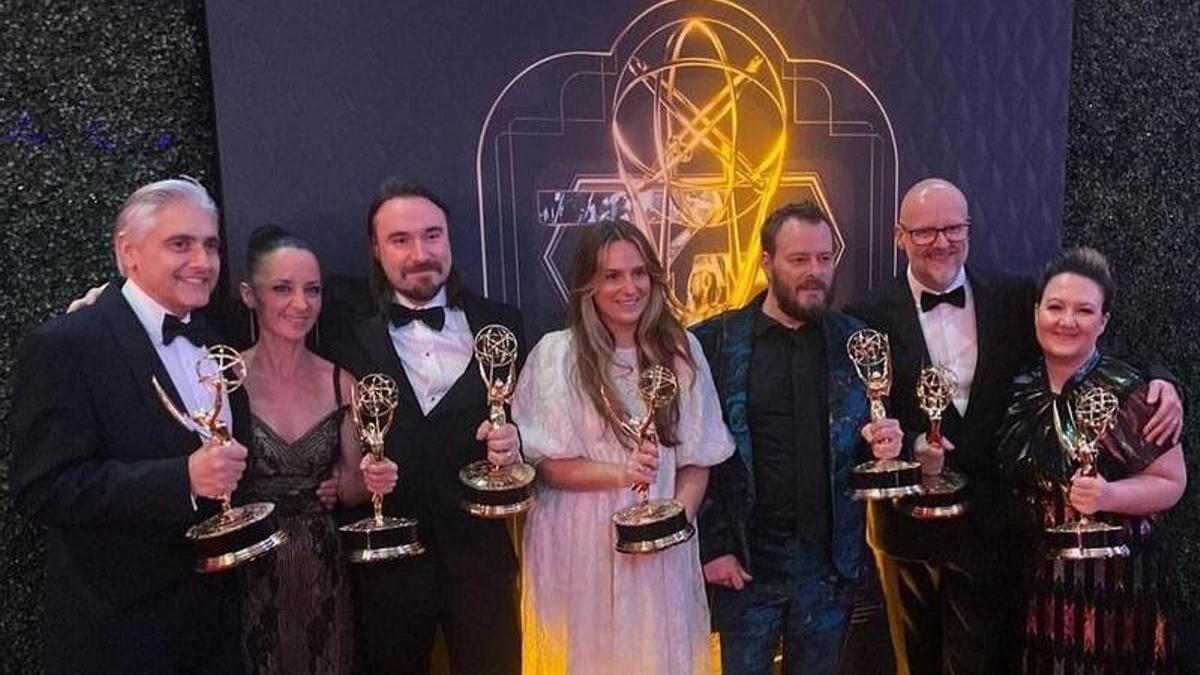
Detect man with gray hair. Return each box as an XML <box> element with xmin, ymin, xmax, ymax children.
<box><xmin>10</xmin><ymin>178</ymin><xmax>250</xmax><ymax>673</ymax></box>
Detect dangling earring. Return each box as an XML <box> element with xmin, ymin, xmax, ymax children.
<box><xmin>312</xmin><ymin>318</ymin><xmax>320</xmax><ymax>350</ymax></box>
<box><xmin>249</xmin><ymin>311</ymin><xmax>258</xmax><ymax>344</ymax></box>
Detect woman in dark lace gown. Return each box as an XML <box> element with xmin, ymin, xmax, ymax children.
<box><xmin>997</xmin><ymin>248</ymin><xmax>1185</xmax><ymax>674</ymax></box>
<box><xmin>236</xmin><ymin>226</ymin><xmax>399</xmax><ymax>674</ymax></box>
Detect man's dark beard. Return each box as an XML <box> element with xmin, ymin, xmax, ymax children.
<box><xmin>398</xmin><ymin>262</ymin><xmax>445</xmax><ymax>303</ymax></box>
<box><xmin>773</xmin><ymin>276</ymin><xmax>828</xmax><ymax>324</ymax></box>
<box><xmin>399</xmin><ymin>281</ymin><xmax>441</xmax><ymax>304</ymax></box>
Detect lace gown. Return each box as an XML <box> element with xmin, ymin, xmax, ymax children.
<box><xmin>997</xmin><ymin>355</ymin><xmax>1176</xmax><ymax>674</ymax></box>
<box><xmin>512</xmin><ymin>330</ymin><xmax>735</xmax><ymax>675</ymax></box>
<box><xmin>239</xmin><ymin>396</ymin><xmax>354</xmax><ymax>675</ymax></box>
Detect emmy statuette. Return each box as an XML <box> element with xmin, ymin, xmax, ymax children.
<box><xmin>152</xmin><ymin>345</ymin><xmax>287</xmax><ymax>573</ymax></box>
<box><xmin>339</xmin><ymin>373</ymin><xmax>425</xmax><ymax>563</ymax></box>
<box><xmin>846</xmin><ymin>329</ymin><xmax>923</xmax><ymax>500</ymax></box>
<box><xmin>897</xmin><ymin>365</ymin><xmax>969</xmax><ymax>518</ymax></box>
<box><xmin>458</xmin><ymin>324</ymin><xmax>536</xmax><ymax>517</ymax></box>
<box><xmin>1046</xmin><ymin>385</ymin><xmax>1129</xmax><ymax>560</ymax></box>
<box><xmin>611</xmin><ymin>365</ymin><xmax>694</xmax><ymax>554</ymax></box>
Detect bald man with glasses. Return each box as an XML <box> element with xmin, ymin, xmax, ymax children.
<box><xmin>847</xmin><ymin>178</ymin><xmax>1183</xmax><ymax>674</ymax></box>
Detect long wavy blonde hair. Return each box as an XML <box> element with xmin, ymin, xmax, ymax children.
<box><xmin>568</xmin><ymin>220</ymin><xmax>694</xmax><ymax>447</ymax></box>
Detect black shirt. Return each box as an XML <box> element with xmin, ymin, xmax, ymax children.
<box><xmin>747</xmin><ymin>309</ymin><xmax>831</xmax><ymax>548</ymax></box>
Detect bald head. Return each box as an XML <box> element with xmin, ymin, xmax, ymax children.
<box><xmin>896</xmin><ymin>178</ymin><xmax>971</xmax><ymax>291</ymax></box>
<box><xmin>899</xmin><ymin>178</ymin><xmax>969</xmax><ymax>224</ymax></box>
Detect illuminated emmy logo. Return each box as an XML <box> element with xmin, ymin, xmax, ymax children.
<box><xmin>610</xmin><ymin>18</ymin><xmax>787</xmax><ymax>323</ymax></box>
<box><xmin>477</xmin><ymin>0</ymin><xmax>898</xmax><ymax>334</ymax></box>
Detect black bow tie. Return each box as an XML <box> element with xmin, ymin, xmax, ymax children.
<box><xmin>920</xmin><ymin>286</ymin><xmax>966</xmax><ymax>312</ymax></box>
<box><xmin>388</xmin><ymin>303</ymin><xmax>446</xmax><ymax>331</ymax></box>
<box><xmin>162</xmin><ymin>313</ymin><xmax>207</xmax><ymax>347</ymax></box>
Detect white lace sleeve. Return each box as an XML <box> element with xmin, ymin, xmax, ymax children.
<box><xmin>512</xmin><ymin>330</ymin><xmax>586</xmax><ymax>464</ymax></box>
<box><xmin>673</xmin><ymin>332</ymin><xmax>736</xmax><ymax>468</ymax></box>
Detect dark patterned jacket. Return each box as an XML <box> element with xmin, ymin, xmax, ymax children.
<box><xmin>692</xmin><ymin>294</ymin><xmax>871</xmax><ymax>579</ymax></box>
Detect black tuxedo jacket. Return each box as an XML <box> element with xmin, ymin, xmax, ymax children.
<box><xmin>846</xmin><ymin>267</ymin><xmax>1039</xmax><ymax>563</ymax></box>
<box><xmin>9</xmin><ymin>283</ymin><xmax>249</xmax><ymax>672</ymax></box>
<box><xmin>326</xmin><ymin>290</ymin><xmax>526</xmax><ymax>582</ymax></box>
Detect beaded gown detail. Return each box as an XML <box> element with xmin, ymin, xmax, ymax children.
<box><xmin>239</xmin><ymin>369</ymin><xmax>353</xmax><ymax>675</ymax></box>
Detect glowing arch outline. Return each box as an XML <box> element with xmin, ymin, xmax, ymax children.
<box><xmin>474</xmin><ymin>0</ymin><xmax>900</xmax><ymax>298</ymax></box>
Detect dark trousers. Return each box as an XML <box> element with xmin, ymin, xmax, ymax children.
<box><xmin>351</xmin><ymin>553</ymin><xmax>519</xmax><ymax>675</ymax></box>
<box><xmin>874</xmin><ymin>550</ymin><xmax>1010</xmax><ymax>675</ymax></box>
<box><xmin>45</xmin><ymin>573</ymin><xmax>243</xmax><ymax>675</ymax></box>
<box><xmin>713</xmin><ymin>524</ymin><xmax>855</xmax><ymax>675</ymax></box>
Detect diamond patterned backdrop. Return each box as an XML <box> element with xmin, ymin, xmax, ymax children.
<box><xmin>204</xmin><ymin>0</ymin><xmax>1072</xmax><ymax>295</ymax></box>
<box><xmin>761</xmin><ymin>0</ymin><xmax>1074</xmax><ymax>273</ymax></box>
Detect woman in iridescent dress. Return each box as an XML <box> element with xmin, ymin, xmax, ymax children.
<box><xmin>997</xmin><ymin>247</ymin><xmax>1185</xmax><ymax>674</ymax></box>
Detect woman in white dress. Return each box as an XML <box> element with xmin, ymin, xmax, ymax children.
<box><xmin>512</xmin><ymin>219</ymin><xmax>735</xmax><ymax>675</ymax></box>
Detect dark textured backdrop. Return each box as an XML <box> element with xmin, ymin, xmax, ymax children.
<box><xmin>1</xmin><ymin>1</ymin><xmax>1196</xmax><ymax>672</ymax></box>
<box><xmin>1061</xmin><ymin>0</ymin><xmax>1200</xmax><ymax>663</ymax></box>
<box><xmin>205</xmin><ymin>0</ymin><xmax>1072</xmax><ymax>336</ymax></box>
<box><xmin>0</xmin><ymin>2</ymin><xmax>219</xmax><ymax>671</ymax></box>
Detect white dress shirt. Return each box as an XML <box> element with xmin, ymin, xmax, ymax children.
<box><xmin>907</xmin><ymin>266</ymin><xmax>977</xmax><ymax>416</ymax></box>
<box><xmin>122</xmin><ymin>279</ymin><xmax>233</xmax><ymax>433</ymax></box>
<box><xmin>388</xmin><ymin>287</ymin><xmax>473</xmax><ymax>416</ymax></box>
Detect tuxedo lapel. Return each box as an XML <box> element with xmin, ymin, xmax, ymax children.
<box><xmin>229</xmin><ymin>388</ymin><xmax>253</xmax><ymax>449</ymax></box>
<box><xmin>356</xmin><ymin>316</ymin><xmax>421</xmax><ymax>416</ymax></box>
<box><xmin>964</xmin><ymin>268</ymin><xmax>997</xmax><ymax>416</ymax></box>
<box><xmin>461</xmin><ymin>294</ymin><xmax>491</xmax><ymax>337</ymax></box>
<box><xmin>426</xmin><ymin>296</ymin><xmax>493</xmax><ymax>421</ymax></box>
<box><xmin>97</xmin><ymin>285</ymin><xmax>198</xmax><ymax>451</ymax></box>
<box><xmin>823</xmin><ymin>315</ymin><xmax>863</xmax><ymax>451</ymax></box>
<box><xmin>886</xmin><ymin>277</ymin><xmax>932</xmax><ymax>397</ymax></box>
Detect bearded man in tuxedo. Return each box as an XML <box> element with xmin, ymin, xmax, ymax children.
<box><xmin>327</xmin><ymin>178</ymin><xmax>524</xmax><ymax>675</ymax></box>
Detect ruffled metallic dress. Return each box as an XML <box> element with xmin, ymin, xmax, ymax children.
<box><xmin>997</xmin><ymin>354</ymin><xmax>1175</xmax><ymax>674</ymax></box>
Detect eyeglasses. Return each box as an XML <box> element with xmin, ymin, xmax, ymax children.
<box><xmin>899</xmin><ymin>222</ymin><xmax>970</xmax><ymax>246</ymax></box>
